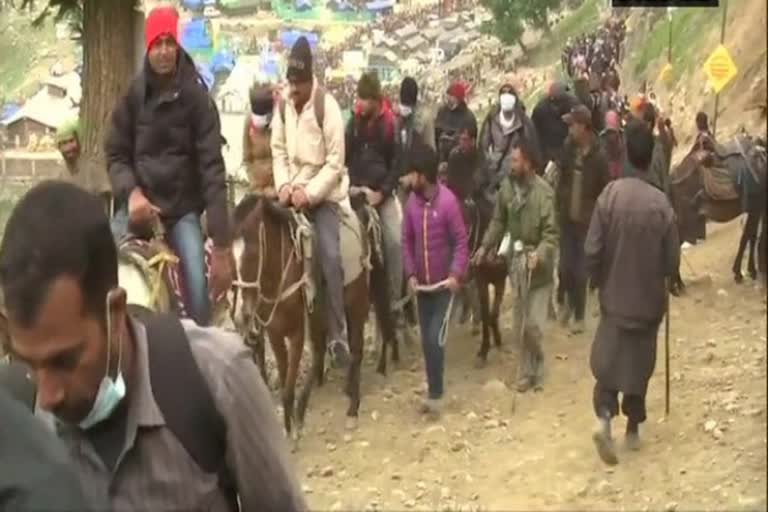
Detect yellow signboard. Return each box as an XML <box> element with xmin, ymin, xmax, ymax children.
<box><xmin>658</xmin><ymin>62</ymin><xmax>673</xmax><ymax>83</ymax></box>
<box><xmin>703</xmin><ymin>44</ymin><xmax>738</xmax><ymax>94</ymax></box>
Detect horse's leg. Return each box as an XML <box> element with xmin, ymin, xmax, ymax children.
<box><xmin>745</xmin><ymin>210</ymin><xmax>760</xmax><ymax>280</ymax></box>
<box><xmin>309</xmin><ymin>310</ymin><xmax>327</xmax><ymax>387</ymax></box>
<box><xmin>475</xmin><ymin>273</ymin><xmax>491</xmax><ymax>368</ymax></box>
<box><xmin>491</xmin><ymin>275</ymin><xmax>506</xmax><ymax>349</ymax></box>
<box><xmin>285</xmin><ymin>327</ymin><xmax>304</xmax><ymax>444</ymax></box>
<box><xmin>370</xmin><ymin>262</ymin><xmax>396</xmax><ymax>375</ymax></box>
<box><xmin>245</xmin><ymin>329</ymin><xmax>269</xmax><ymax>385</ymax></box>
<box><xmin>733</xmin><ymin>215</ymin><xmax>752</xmax><ymax>283</ymax></box>
<box><xmin>345</xmin><ymin>278</ymin><xmax>368</xmax><ymax>428</ymax></box>
<box><xmin>268</xmin><ymin>331</ymin><xmax>290</xmax><ymax>434</ymax></box>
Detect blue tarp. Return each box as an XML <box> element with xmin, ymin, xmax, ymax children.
<box><xmin>280</xmin><ymin>30</ymin><xmax>319</xmax><ymax>49</ymax></box>
<box><xmin>181</xmin><ymin>18</ymin><xmax>213</xmax><ymax>51</ymax></box>
<box><xmin>365</xmin><ymin>0</ymin><xmax>394</xmax><ymax>10</ymax></box>
<box><xmin>294</xmin><ymin>0</ymin><xmax>313</xmax><ymax>11</ymax></box>
<box><xmin>182</xmin><ymin>0</ymin><xmax>204</xmax><ymax>9</ymax></box>
<box><xmin>1</xmin><ymin>103</ymin><xmax>20</xmax><ymax>123</ymax></box>
<box><xmin>196</xmin><ymin>64</ymin><xmax>215</xmax><ymax>91</ymax></box>
<box><xmin>260</xmin><ymin>50</ymin><xmax>281</xmax><ymax>80</ymax></box>
<box><xmin>211</xmin><ymin>50</ymin><xmax>236</xmax><ymax>74</ymax></box>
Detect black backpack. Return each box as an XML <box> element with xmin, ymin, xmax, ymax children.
<box><xmin>0</xmin><ymin>307</ymin><xmax>236</xmax><ymax>508</ymax></box>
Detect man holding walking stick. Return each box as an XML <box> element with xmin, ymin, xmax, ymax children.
<box><xmin>473</xmin><ymin>137</ymin><xmax>559</xmax><ymax>393</ymax></box>
<box><xmin>401</xmin><ymin>141</ymin><xmax>469</xmax><ymax>420</ymax></box>
<box><xmin>585</xmin><ymin>119</ymin><xmax>680</xmax><ymax>466</ymax></box>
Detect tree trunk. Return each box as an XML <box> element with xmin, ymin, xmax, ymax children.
<box><xmin>79</xmin><ymin>0</ymin><xmax>137</xmax><ymax>196</ymax></box>
<box><xmin>517</xmin><ymin>36</ymin><xmax>528</xmax><ymax>55</ymax></box>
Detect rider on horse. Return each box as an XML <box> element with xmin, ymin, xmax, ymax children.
<box><xmin>271</xmin><ymin>36</ymin><xmax>352</xmax><ymax>369</ymax></box>
<box><xmin>106</xmin><ymin>6</ymin><xmax>234</xmax><ymax>327</ymax></box>
<box><xmin>346</xmin><ymin>71</ymin><xmax>402</xmax><ymax>314</ymax></box>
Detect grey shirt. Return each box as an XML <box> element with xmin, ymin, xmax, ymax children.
<box><xmin>39</xmin><ymin>318</ymin><xmax>307</xmax><ymax>512</ymax></box>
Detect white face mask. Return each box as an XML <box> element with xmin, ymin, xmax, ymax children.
<box><xmin>400</xmin><ymin>105</ymin><xmax>413</xmax><ymax>117</ymax></box>
<box><xmin>500</xmin><ymin>93</ymin><xmax>517</xmax><ymax>112</ymax></box>
<box><xmin>251</xmin><ymin>113</ymin><xmax>272</xmax><ymax>130</ymax></box>
<box><xmin>77</xmin><ymin>292</ymin><xmax>125</xmax><ymax>430</ymax></box>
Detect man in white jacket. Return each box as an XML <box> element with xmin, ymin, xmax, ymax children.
<box><xmin>271</xmin><ymin>36</ymin><xmax>351</xmax><ymax>367</ymax></box>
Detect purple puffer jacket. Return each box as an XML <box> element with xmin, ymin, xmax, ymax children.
<box><xmin>402</xmin><ymin>184</ymin><xmax>469</xmax><ymax>285</ymax></box>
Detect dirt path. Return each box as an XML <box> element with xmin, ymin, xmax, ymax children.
<box><xmin>289</xmin><ymin>218</ymin><xmax>766</xmax><ymax>512</ymax></box>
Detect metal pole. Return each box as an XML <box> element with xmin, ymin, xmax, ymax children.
<box><xmin>667</xmin><ymin>10</ymin><xmax>672</xmax><ymax>63</ymax></box>
<box><xmin>712</xmin><ymin>0</ymin><xmax>729</xmax><ymax>138</ymax></box>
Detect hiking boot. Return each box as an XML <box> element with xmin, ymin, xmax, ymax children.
<box><xmin>570</xmin><ymin>319</ymin><xmax>585</xmax><ymax>335</ymax></box>
<box><xmin>625</xmin><ymin>422</ymin><xmax>641</xmax><ymax>451</ymax></box>
<box><xmin>592</xmin><ymin>416</ymin><xmax>619</xmax><ymax>465</ymax></box>
<box><xmin>328</xmin><ymin>339</ymin><xmax>351</xmax><ymax>369</ymax></box>
<box><xmin>516</xmin><ymin>376</ymin><xmax>533</xmax><ymax>393</ymax></box>
<box><xmin>419</xmin><ymin>398</ymin><xmax>442</xmax><ymax>420</ymax></box>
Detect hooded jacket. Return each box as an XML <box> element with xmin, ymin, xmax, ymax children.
<box><xmin>106</xmin><ymin>49</ymin><xmax>230</xmax><ymax>246</ymax></box>
<box><xmin>402</xmin><ymin>184</ymin><xmax>469</xmax><ymax>285</ymax></box>
<box><xmin>345</xmin><ymin>98</ymin><xmax>397</xmax><ymax>196</ymax></box>
<box><xmin>479</xmin><ymin>103</ymin><xmax>541</xmax><ymax>190</ymax></box>
<box><xmin>531</xmin><ymin>93</ymin><xmax>579</xmax><ymax>165</ymax></box>
<box><xmin>271</xmin><ymin>79</ymin><xmax>349</xmax><ymax>206</ymax></box>
<box><xmin>434</xmin><ymin>102</ymin><xmax>477</xmax><ymax>164</ymax></box>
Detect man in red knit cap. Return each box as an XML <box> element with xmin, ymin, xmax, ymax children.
<box><xmin>434</xmin><ymin>81</ymin><xmax>477</xmax><ymax>171</ymax></box>
<box><xmin>106</xmin><ymin>5</ymin><xmax>233</xmax><ymax>328</ymax></box>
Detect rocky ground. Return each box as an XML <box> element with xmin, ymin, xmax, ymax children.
<box><xmin>278</xmin><ymin>218</ymin><xmax>766</xmax><ymax>511</ymax></box>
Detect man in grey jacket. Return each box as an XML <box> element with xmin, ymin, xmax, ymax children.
<box><xmin>585</xmin><ymin>120</ymin><xmax>680</xmax><ymax>465</ymax></box>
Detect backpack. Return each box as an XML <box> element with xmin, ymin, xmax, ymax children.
<box><xmin>278</xmin><ymin>86</ymin><xmax>326</xmax><ymax>130</ymax></box>
<box><xmin>0</xmin><ymin>307</ymin><xmax>237</xmax><ymax>509</ymax></box>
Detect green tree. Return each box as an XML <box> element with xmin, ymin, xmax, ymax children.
<box><xmin>22</xmin><ymin>0</ymin><xmax>138</xmax><ymax>187</ymax></box>
<box><xmin>480</xmin><ymin>0</ymin><xmax>564</xmax><ymax>50</ymax></box>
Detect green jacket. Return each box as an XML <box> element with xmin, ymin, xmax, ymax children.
<box><xmin>481</xmin><ymin>174</ymin><xmax>559</xmax><ymax>289</ymax></box>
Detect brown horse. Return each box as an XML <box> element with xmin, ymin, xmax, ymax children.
<box><xmin>670</xmin><ymin>134</ymin><xmax>767</xmax><ymax>287</ymax></box>
<box><xmin>233</xmin><ymin>195</ymin><xmax>369</xmax><ymax>437</ymax></box>
<box><xmin>464</xmin><ymin>197</ymin><xmax>508</xmax><ymax>367</ymax></box>
<box><xmin>348</xmin><ymin>190</ymin><xmax>401</xmax><ymax>377</ymax></box>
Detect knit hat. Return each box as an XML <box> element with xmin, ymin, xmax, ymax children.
<box><xmin>629</xmin><ymin>94</ymin><xmax>646</xmax><ymax>116</ymax></box>
<box><xmin>447</xmin><ymin>82</ymin><xmax>467</xmax><ymax>102</ymax></box>
<box><xmin>357</xmin><ymin>71</ymin><xmax>382</xmax><ymax>100</ymax></box>
<box><xmin>400</xmin><ymin>77</ymin><xmax>418</xmax><ymax>106</ymax></box>
<box><xmin>499</xmin><ymin>73</ymin><xmax>519</xmax><ymax>94</ymax></box>
<box><xmin>145</xmin><ymin>6</ymin><xmax>179</xmax><ymax>50</ymax></box>
<box><xmin>562</xmin><ymin>105</ymin><xmax>593</xmax><ymax>128</ymax></box>
<box><xmin>249</xmin><ymin>84</ymin><xmax>274</xmax><ymax>116</ymax></box>
<box><xmin>286</xmin><ymin>36</ymin><xmax>313</xmax><ymax>83</ymax></box>
<box><xmin>547</xmin><ymin>81</ymin><xmax>568</xmax><ymax>99</ymax></box>
<box><xmin>56</xmin><ymin>118</ymin><xmax>79</xmax><ymax>144</ymax></box>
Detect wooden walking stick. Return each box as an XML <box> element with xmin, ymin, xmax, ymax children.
<box><xmin>511</xmin><ymin>245</ymin><xmax>532</xmax><ymax>414</ymax></box>
<box><xmin>665</xmin><ymin>278</ymin><xmax>671</xmax><ymax>417</ymax></box>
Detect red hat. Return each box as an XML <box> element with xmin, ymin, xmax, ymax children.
<box><xmin>447</xmin><ymin>82</ymin><xmax>467</xmax><ymax>102</ymax></box>
<box><xmin>145</xmin><ymin>6</ymin><xmax>180</xmax><ymax>50</ymax></box>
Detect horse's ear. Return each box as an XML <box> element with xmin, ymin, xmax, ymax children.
<box><xmin>233</xmin><ymin>194</ymin><xmax>265</xmax><ymax>239</ymax></box>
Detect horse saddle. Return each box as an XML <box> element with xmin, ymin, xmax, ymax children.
<box><xmin>118</xmin><ymin>238</ymin><xmax>184</xmax><ymax>315</ymax></box>
<box><xmin>118</xmin><ymin>237</ymin><xmax>223</xmax><ymax>319</ymax></box>
<box><xmin>700</xmin><ymin>165</ymin><xmax>740</xmax><ymax>201</ymax></box>
<box><xmin>292</xmin><ymin>202</ymin><xmax>371</xmax><ymax>311</ymax></box>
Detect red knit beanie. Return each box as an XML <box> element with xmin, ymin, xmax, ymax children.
<box><xmin>145</xmin><ymin>6</ymin><xmax>179</xmax><ymax>50</ymax></box>
<box><xmin>447</xmin><ymin>82</ymin><xmax>467</xmax><ymax>102</ymax></box>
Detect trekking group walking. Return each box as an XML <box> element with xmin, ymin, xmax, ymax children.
<box><xmin>0</xmin><ymin>7</ymin><xmax>687</xmax><ymax>510</ymax></box>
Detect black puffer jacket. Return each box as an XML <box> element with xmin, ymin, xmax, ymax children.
<box><xmin>531</xmin><ymin>92</ymin><xmax>579</xmax><ymax>165</ymax></box>
<box><xmin>434</xmin><ymin>102</ymin><xmax>477</xmax><ymax>164</ymax></box>
<box><xmin>106</xmin><ymin>50</ymin><xmax>230</xmax><ymax>246</ymax></box>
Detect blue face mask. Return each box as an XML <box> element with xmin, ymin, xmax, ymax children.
<box><xmin>77</xmin><ymin>293</ymin><xmax>125</xmax><ymax>430</ymax></box>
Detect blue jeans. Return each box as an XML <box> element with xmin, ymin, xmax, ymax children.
<box><xmin>112</xmin><ymin>207</ymin><xmax>210</xmax><ymax>326</ymax></box>
<box><xmin>167</xmin><ymin>213</ymin><xmax>211</xmax><ymax>326</ymax></box>
<box><xmin>417</xmin><ymin>289</ymin><xmax>452</xmax><ymax>400</ymax></box>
